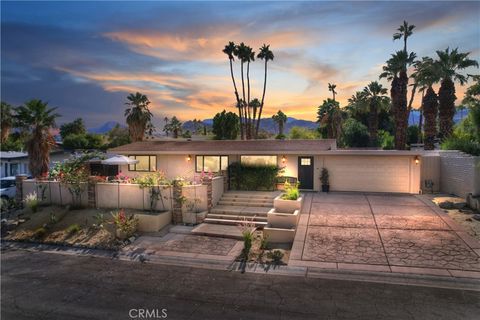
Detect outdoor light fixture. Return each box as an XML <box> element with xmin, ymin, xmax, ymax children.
<box><xmin>415</xmin><ymin>156</ymin><xmax>420</xmax><ymax>165</ymax></box>
<box><xmin>282</xmin><ymin>155</ymin><xmax>287</xmax><ymax>163</ymax></box>
<box><xmin>186</xmin><ymin>155</ymin><xmax>191</xmax><ymax>161</ymax></box>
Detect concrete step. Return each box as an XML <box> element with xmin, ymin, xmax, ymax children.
<box><xmin>206</xmin><ymin>213</ymin><xmax>268</xmax><ymax>222</ymax></box>
<box><xmin>218</xmin><ymin>200</ymin><xmax>273</xmax><ymax>207</ymax></box>
<box><xmin>191</xmin><ymin>223</ymin><xmax>245</xmax><ymax>240</ymax></box>
<box><xmin>211</xmin><ymin>205</ymin><xmax>271</xmax><ymax>216</ymax></box>
<box><xmin>222</xmin><ymin>192</ymin><xmax>280</xmax><ymax>200</ymax></box>
<box><xmin>204</xmin><ymin>218</ymin><xmax>268</xmax><ymax>228</ymax></box>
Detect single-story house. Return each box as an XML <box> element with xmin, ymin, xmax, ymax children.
<box><xmin>0</xmin><ymin>150</ymin><xmax>72</xmax><ymax>178</ymax></box>
<box><xmin>109</xmin><ymin>139</ymin><xmax>422</xmax><ymax>194</ymax></box>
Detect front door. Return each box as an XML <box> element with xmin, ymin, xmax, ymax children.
<box><xmin>298</xmin><ymin>156</ymin><xmax>314</xmax><ymax>190</ymax></box>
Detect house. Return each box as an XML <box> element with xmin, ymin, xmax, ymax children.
<box><xmin>109</xmin><ymin>139</ymin><xmax>422</xmax><ymax>193</ymax></box>
<box><xmin>0</xmin><ymin>150</ymin><xmax>72</xmax><ymax>178</ymax></box>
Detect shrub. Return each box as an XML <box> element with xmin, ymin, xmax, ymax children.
<box><xmin>281</xmin><ymin>181</ymin><xmax>300</xmax><ymax>200</ymax></box>
<box><xmin>66</xmin><ymin>224</ymin><xmax>81</xmax><ymax>235</ymax></box>
<box><xmin>341</xmin><ymin>119</ymin><xmax>369</xmax><ymax>147</ymax></box>
<box><xmin>33</xmin><ymin>227</ymin><xmax>47</xmax><ymax>239</ymax></box>
<box><xmin>92</xmin><ymin>213</ymin><xmax>106</xmax><ymax>229</ymax></box>
<box><xmin>378</xmin><ymin>130</ymin><xmax>395</xmax><ymax>150</ymax></box>
<box><xmin>228</xmin><ymin>162</ymin><xmax>282</xmax><ymax>191</ymax></box>
<box><xmin>441</xmin><ymin>136</ymin><xmax>480</xmax><ymax>156</ymax></box>
<box><xmin>260</xmin><ymin>235</ymin><xmax>269</xmax><ymax>250</ymax></box>
<box><xmin>25</xmin><ymin>192</ymin><xmax>39</xmax><ymax>213</ymax></box>
<box><xmin>407</xmin><ymin>125</ymin><xmax>421</xmax><ymax>146</ymax></box>
<box><xmin>238</xmin><ymin>217</ymin><xmax>255</xmax><ymax>257</ymax></box>
<box><xmin>288</xmin><ymin>126</ymin><xmax>318</xmax><ymax>140</ymax></box>
<box><xmin>112</xmin><ymin>209</ymin><xmax>138</xmax><ymax>237</ymax></box>
<box><xmin>267</xmin><ymin>250</ymin><xmax>284</xmax><ymax>263</ymax></box>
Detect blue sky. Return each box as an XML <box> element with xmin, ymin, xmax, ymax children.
<box><xmin>1</xmin><ymin>1</ymin><xmax>479</xmax><ymax>127</ymax></box>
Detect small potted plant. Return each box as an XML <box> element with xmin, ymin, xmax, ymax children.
<box><xmin>112</xmin><ymin>209</ymin><xmax>138</xmax><ymax>240</ymax></box>
<box><xmin>320</xmin><ymin>167</ymin><xmax>329</xmax><ymax>193</ymax></box>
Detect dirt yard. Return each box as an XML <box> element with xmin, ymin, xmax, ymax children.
<box><xmin>237</xmin><ymin>231</ymin><xmax>291</xmax><ymax>265</ymax></box>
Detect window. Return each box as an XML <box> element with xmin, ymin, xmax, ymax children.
<box><xmin>240</xmin><ymin>155</ymin><xmax>277</xmax><ymax>166</ymax></box>
<box><xmin>128</xmin><ymin>155</ymin><xmax>157</xmax><ymax>172</ymax></box>
<box><xmin>195</xmin><ymin>156</ymin><xmax>228</xmax><ymax>173</ymax></box>
<box><xmin>300</xmin><ymin>158</ymin><xmax>311</xmax><ymax>166</ymax></box>
<box><xmin>10</xmin><ymin>163</ymin><xmax>18</xmax><ymax>176</ymax></box>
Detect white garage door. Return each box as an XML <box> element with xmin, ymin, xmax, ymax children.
<box><xmin>324</xmin><ymin>156</ymin><xmax>412</xmax><ymax>193</ymax></box>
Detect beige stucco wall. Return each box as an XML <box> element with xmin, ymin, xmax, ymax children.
<box><xmin>22</xmin><ymin>180</ymin><xmax>88</xmax><ymax>206</ymax></box>
<box><xmin>212</xmin><ymin>176</ymin><xmax>224</xmax><ymax>206</ymax></box>
<box><xmin>439</xmin><ymin>151</ymin><xmax>480</xmax><ymax>198</ymax></box>
<box><xmin>181</xmin><ymin>184</ymin><xmax>208</xmax><ymax>212</ymax></box>
<box><xmin>420</xmin><ymin>153</ymin><xmax>441</xmax><ymax>193</ymax></box>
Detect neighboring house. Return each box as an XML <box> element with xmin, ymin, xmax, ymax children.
<box><xmin>109</xmin><ymin>139</ymin><xmax>422</xmax><ymax>194</ymax></box>
<box><xmin>0</xmin><ymin>150</ymin><xmax>71</xmax><ymax>178</ymax></box>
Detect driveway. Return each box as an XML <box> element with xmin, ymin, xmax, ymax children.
<box><xmin>290</xmin><ymin>193</ymin><xmax>480</xmax><ymax>278</ymax></box>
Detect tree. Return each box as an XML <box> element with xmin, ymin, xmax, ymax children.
<box><xmin>1</xmin><ymin>102</ymin><xmax>15</xmax><ymax>144</ymax></box>
<box><xmin>163</xmin><ymin>116</ymin><xmax>170</xmax><ymax>136</ymax></box>
<box><xmin>106</xmin><ymin>124</ymin><xmax>131</xmax><ymax>148</ymax></box>
<box><xmin>223</xmin><ymin>42</ymin><xmax>243</xmax><ymax>139</ymax></box>
<box><xmin>15</xmin><ymin>99</ymin><xmax>60</xmax><ymax>178</ymax></box>
<box><xmin>124</xmin><ymin>92</ymin><xmax>154</xmax><ymax>142</ymax></box>
<box><xmin>362</xmin><ymin>81</ymin><xmax>389</xmax><ymax>146</ymax></box>
<box><xmin>328</xmin><ymin>83</ymin><xmax>337</xmax><ymax>101</ymax></box>
<box><xmin>256</xmin><ymin>44</ymin><xmax>274</xmax><ymax>138</ymax></box>
<box><xmin>164</xmin><ymin>116</ymin><xmax>182</xmax><ymax>138</ymax></box>
<box><xmin>341</xmin><ymin>118</ymin><xmax>370</xmax><ymax>148</ymax></box>
<box><xmin>289</xmin><ymin>126</ymin><xmax>318</xmax><ymax>139</ymax></box>
<box><xmin>317</xmin><ymin>98</ymin><xmax>344</xmax><ymax>140</ymax></box>
<box><xmin>59</xmin><ymin>118</ymin><xmax>86</xmax><ymax>139</ymax></box>
<box><xmin>435</xmin><ymin>48</ymin><xmax>478</xmax><ymax>140</ymax></box>
<box><xmin>212</xmin><ymin>110</ymin><xmax>239</xmax><ymax>140</ymax></box>
<box><xmin>272</xmin><ymin>110</ymin><xmax>287</xmax><ymax>138</ymax></box>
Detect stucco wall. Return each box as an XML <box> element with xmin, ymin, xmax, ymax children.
<box><xmin>212</xmin><ymin>176</ymin><xmax>224</xmax><ymax>206</ymax></box>
<box><xmin>439</xmin><ymin>151</ymin><xmax>480</xmax><ymax>198</ymax></box>
<box><xmin>420</xmin><ymin>153</ymin><xmax>441</xmax><ymax>193</ymax></box>
<box><xmin>22</xmin><ymin>180</ymin><xmax>88</xmax><ymax>206</ymax></box>
<box><xmin>181</xmin><ymin>184</ymin><xmax>208</xmax><ymax>212</ymax></box>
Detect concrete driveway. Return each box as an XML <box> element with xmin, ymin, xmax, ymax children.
<box><xmin>290</xmin><ymin>193</ymin><xmax>480</xmax><ymax>278</ymax></box>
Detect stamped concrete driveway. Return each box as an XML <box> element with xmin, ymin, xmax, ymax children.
<box><xmin>290</xmin><ymin>193</ymin><xmax>480</xmax><ymax>278</ymax></box>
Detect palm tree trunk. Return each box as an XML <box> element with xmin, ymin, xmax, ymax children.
<box><xmin>229</xmin><ymin>59</ymin><xmax>243</xmax><ymax>140</ymax></box>
<box><xmin>256</xmin><ymin>60</ymin><xmax>268</xmax><ymax>138</ymax></box>
<box><xmin>423</xmin><ymin>86</ymin><xmax>438</xmax><ymax>150</ymax></box>
<box><xmin>240</xmin><ymin>61</ymin><xmax>246</xmax><ymax>140</ymax></box>
<box><xmin>246</xmin><ymin>61</ymin><xmax>252</xmax><ymax>139</ymax></box>
<box><xmin>1</xmin><ymin>126</ymin><xmax>10</xmax><ymax>144</ymax></box>
<box><xmin>393</xmin><ymin>71</ymin><xmax>409</xmax><ymax>150</ymax></box>
<box><xmin>438</xmin><ymin>77</ymin><xmax>456</xmax><ymax>141</ymax></box>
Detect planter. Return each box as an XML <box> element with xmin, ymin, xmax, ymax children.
<box><xmin>321</xmin><ymin>185</ymin><xmax>330</xmax><ymax>193</ymax></box>
<box><xmin>263</xmin><ymin>225</ymin><xmax>296</xmax><ymax>243</ymax></box>
<box><xmin>115</xmin><ymin>229</ymin><xmax>128</xmax><ymax>240</ymax></box>
<box><xmin>267</xmin><ymin>209</ymin><xmax>300</xmax><ymax>229</ymax></box>
<box><xmin>196</xmin><ymin>211</ymin><xmax>207</xmax><ymax>224</ymax></box>
<box><xmin>182</xmin><ymin>211</ymin><xmax>208</xmax><ymax>225</ymax></box>
<box><xmin>273</xmin><ymin>195</ymin><xmax>303</xmax><ymax>213</ymax></box>
<box><xmin>135</xmin><ymin>211</ymin><xmax>171</xmax><ymax>232</ymax></box>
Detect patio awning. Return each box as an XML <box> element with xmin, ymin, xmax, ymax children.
<box><xmin>101</xmin><ymin>155</ymin><xmax>138</xmax><ymax>165</ymax></box>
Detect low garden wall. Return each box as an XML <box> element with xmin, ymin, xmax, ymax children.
<box><xmin>211</xmin><ymin>176</ymin><xmax>224</xmax><ymax>206</ymax></box>
<box><xmin>23</xmin><ymin>180</ymin><xmax>89</xmax><ymax>207</ymax></box>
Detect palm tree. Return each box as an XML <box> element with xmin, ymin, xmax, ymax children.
<box><xmin>163</xmin><ymin>116</ymin><xmax>169</xmax><ymax>136</ymax></box>
<box><xmin>393</xmin><ymin>21</ymin><xmax>416</xmax><ymax>60</ymax></box>
<box><xmin>166</xmin><ymin>116</ymin><xmax>182</xmax><ymax>139</ymax></box>
<box><xmin>412</xmin><ymin>57</ymin><xmax>441</xmax><ymax>150</ymax></box>
<box><xmin>245</xmin><ymin>45</ymin><xmax>255</xmax><ymax>139</ymax></box>
<box><xmin>1</xmin><ymin>102</ymin><xmax>14</xmax><ymax>143</ymax></box>
<box><xmin>435</xmin><ymin>47</ymin><xmax>479</xmax><ymax>140</ymax></box>
<box><xmin>124</xmin><ymin>92</ymin><xmax>154</xmax><ymax>142</ymax></box>
<box><xmin>256</xmin><ymin>44</ymin><xmax>274</xmax><ymax>138</ymax></box>
<box><xmin>223</xmin><ymin>42</ymin><xmax>243</xmax><ymax>139</ymax></box>
<box><xmin>317</xmin><ymin>99</ymin><xmax>344</xmax><ymax>139</ymax></box>
<box><xmin>272</xmin><ymin>110</ymin><xmax>287</xmax><ymax>137</ymax></box>
<box><xmin>328</xmin><ymin>83</ymin><xmax>337</xmax><ymax>101</ymax></box>
<box><xmin>15</xmin><ymin>100</ymin><xmax>59</xmax><ymax>178</ymax></box>
<box><xmin>362</xmin><ymin>81</ymin><xmax>389</xmax><ymax>146</ymax></box>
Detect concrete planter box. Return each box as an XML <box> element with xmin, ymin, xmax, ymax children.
<box><xmin>267</xmin><ymin>209</ymin><xmax>300</xmax><ymax>229</ymax></box>
<box><xmin>135</xmin><ymin>211</ymin><xmax>171</xmax><ymax>232</ymax></box>
<box><xmin>263</xmin><ymin>225</ymin><xmax>296</xmax><ymax>243</ymax></box>
<box><xmin>182</xmin><ymin>211</ymin><xmax>208</xmax><ymax>225</ymax></box>
<box><xmin>273</xmin><ymin>195</ymin><xmax>303</xmax><ymax>213</ymax></box>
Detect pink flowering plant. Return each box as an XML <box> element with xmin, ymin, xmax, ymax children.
<box><xmin>111</xmin><ymin>209</ymin><xmax>138</xmax><ymax>237</ymax></box>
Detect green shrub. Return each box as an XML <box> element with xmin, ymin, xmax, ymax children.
<box><xmin>341</xmin><ymin>119</ymin><xmax>369</xmax><ymax>147</ymax></box>
<box><xmin>281</xmin><ymin>181</ymin><xmax>300</xmax><ymax>200</ymax></box>
<box><xmin>33</xmin><ymin>227</ymin><xmax>47</xmax><ymax>239</ymax></box>
<box><xmin>288</xmin><ymin>126</ymin><xmax>318</xmax><ymax>139</ymax></box>
<box><xmin>260</xmin><ymin>235</ymin><xmax>269</xmax><ymax>250</ymax></box>
<box><xmin>66</xmin><ymin>224</ymin><xmax>81</xmax><ymax>235</ymax></box>
<box><xmin>407</xmin><ymin>125</ymin><xmax>421</xmax><ymax>146</ymax></box>
<box><xmin>25</xmin><ymin>192</ymin><xmax>39</xmax><ymax>213</ymax></box>
<box><xmin>267</xmin><ymin>250</ymin><xmax>284</xmax><ymax>263</ymax></box>
<box><xmin>228</xmin><ymin>162</ymin><xmax>282</xmax><ymax>191</ymax></box>
<box><xmin>378</xmin><ymin>130</ymin><xmax>395</xmax><ymax>150</ymax></box>
<box><xmin>320</xmin><ymin>168</ymin><xmax>329</xmax><ymax>186</ymax></box>
<box><xmin>441</xmin><ymin>136</ymin><xmax>480</xmax><ymax>156</ymax></box>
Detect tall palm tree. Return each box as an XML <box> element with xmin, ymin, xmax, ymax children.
<box><xmin>124</xmin><ymin>92</ymin><xmax>154</xmax><ymax>142</ymax></box>
<box><xmin>15</xmin><ymin>100</ymin><xmax>59</xmax><ymax>178</ymax></box>
<box><xmin>435</xmin><ymin>47</ymin><xmax>479</xmax><ymax>140</ymax></box>
<box><xmin>317</xmin><ymin>99</ymin><xmax>344</xmax><ymax>140</ymax></box>
<box><xmin>163</xmin><ymin>116</ymin><xmax>169</xmax><ymax>136</ymax></box>
<box><xmin>328</xmin><ymin>83</ymin><xmax>337</xmax><ymax>101</ymax></box>
<box><xmin>393</xmin><ymin>21</ymin><xmax>416</xmax><ymax>61</ymax></box>
<box><xmin>1</xmin><ymin>102</ymin><xmax>14</xmax><ymax>143</ymax></box>
<box><xmin>223</xmin><ymin>42</ymin><xmax>243</xmax><ymax>139</ymax></box>
<box><xmin>245</xmin><ymin>45</ymin><xmax>255</xmax><ymax>139</ymax></box>
<box><xmin>166</xmin><ymin>116</ymin><xmax>182</xmax><ymax>139</ymax></box>
<box><xmin>272</xmin><ymin>110</ymin><xmax>287</xmax><ymax>137</ymax></box>
<box><xmin>256</xmin><ymin>44</ymin><xmax>274</xmax><ymax>138</ymax></box>
<box><xmin>412</xmin><ymin>57</ymin><xmax>441</xmax><ymax>150</ymax></box>
<box><xmin>362</xmin><ymin>81</ymin><xmax>389</xmax><ymax>146</ymax></box>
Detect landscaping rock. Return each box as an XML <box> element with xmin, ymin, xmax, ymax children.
<box><xmin>433</xmin><ymin>197</ymin><xmax>467</xmax><ymax>210</ymax></box>
<box><xmin>473</xmin><ymin>214</ymin><xmax>480</xmax><ymax>221</ymax></box>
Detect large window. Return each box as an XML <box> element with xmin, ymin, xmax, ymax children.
<box><xmin>128</xmin><ymin>155</ymin><xmax>157</xmax><ymax>172</ymax></box>
<box><xmin>240</xmin><ymin>155</ymin><xmax>277</xmax><ymax>166</ymax></box>
<box><xmin>196</xmin><ymin>156</ymin><xmax>228</xmax><ymax>173</ymax></box>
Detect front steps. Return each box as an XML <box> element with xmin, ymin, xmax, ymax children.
<box><xmin>203</xmin><ymin>191</ymin><xmax>280</xmax><ymax>228</ymax></box>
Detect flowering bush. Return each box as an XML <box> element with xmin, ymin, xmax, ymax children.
<box><xmin>25</xmin><ymin>192</ymin><xmax>39</xmax><ymax>213</ymax></box>
<box><xmin>111</xmin><ymin>209</ymin><xmax>138</xmax><ymax>237</ymax></box>
<box><xmin>115</xmin><ymin>172</ymin><xmax>131</xmax><ymax>183</ymax></box>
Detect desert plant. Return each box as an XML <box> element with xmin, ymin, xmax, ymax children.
<box><xmin>260</xmin><ymin>235</ymin><xmax>269</xmax><ymax>250</ymax></box>
<box><xmin>111</xmin><ymin>209</ymin><xmax>138</xmax><ymax>237</ymax></box>
<box><xmin>92</xmin><ymin>213</ymin><xmax>107</xmax><ymax>229</ymax></box>
<box><xmin>238</xmin><ymin>217</ymin><xmax>256</xmax><ymax>257</ymax></box>
<box><xmin>267</xmin><ymin>249</ymin><xmax>284</xmax><ymax>263</ymax></box>
<box><xmin>33</xmin><ymin>227</ymin><xmax>47</xmax><ymax>239</ymax></box>
<box><xmin>66</xmin><ymin>223</ymin><xmax>81</xmax><ymax>235</ymax></box>
<box><xmin>281</xmin><ymin>180</ymin><xmax>300</xmax><ymax>200</ymax></box>
<box><xmin>25</xmin><ymin>192</ymin><xmax>39</xmax><ymax>213</ymax></box>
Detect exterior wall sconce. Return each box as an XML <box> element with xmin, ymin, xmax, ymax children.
<box><xmin>414</xmin><ymin>156</ymin><xmax>420</xmax><ymax>165</ymax></box>
<box><xmin>186</xmin><ymin>155</ymin><xmax>191</xmax><ymax>161</ymax></box>
<box><xmin>282</xmin><ymin>155</ymin><xmax>287</xmax><ymax>164</ymax></box>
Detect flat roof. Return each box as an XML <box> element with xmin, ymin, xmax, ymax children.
<box><xmin>0</xmin><ymin>151</ymin><xmax>28</xmax><ymax>159</ymax></box>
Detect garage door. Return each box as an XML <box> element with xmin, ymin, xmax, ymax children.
<box><xmin>324</xmin><ymin>156</ymin><xmax>412</xmax><ymax>193</ymax></box>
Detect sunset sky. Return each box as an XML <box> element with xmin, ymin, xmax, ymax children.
<box><xmin>1</xmin><ymin>1</ymin><xmax>479</xmax><ymax>128</ymax></box>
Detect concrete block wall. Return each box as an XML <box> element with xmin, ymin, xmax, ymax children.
<box><xmin>439</xmin><ymin>151</ymin><xmax>480</xmax><ymax>198</ymax></box>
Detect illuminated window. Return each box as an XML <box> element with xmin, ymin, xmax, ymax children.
<box><xmin>300</xmin><ymin>158</ymin><xmax>311</xmax><ymax>166</ymax></box>
<box><xmin>195</xmin><ymin>156</ymin><xmax>229</xmax><ymax>173</ymax></box>
<box><xmin>240</xmin><ymin>155</ymin><xmax>277</xmax><ymax>166</ymax></box>
<box><xmin>128</xmin><ymin>155</ymin><xmax>157</xmax><ymax>172</ymax></box>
